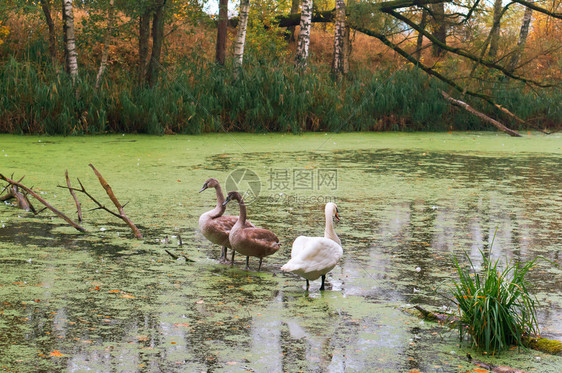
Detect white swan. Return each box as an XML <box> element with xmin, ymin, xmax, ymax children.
<box><xmin>281</xmin><ymin>202</ymin><xmax>343</xmax><ymax>290</ymax></box>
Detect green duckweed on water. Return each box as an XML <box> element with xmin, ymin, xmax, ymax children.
<box><xmin>0</xmin><ymin>132</ymin><xmax>561</xmax><ymax>372</ymax></box>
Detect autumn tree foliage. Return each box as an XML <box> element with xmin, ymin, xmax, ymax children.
<box><xmin>0</xmin><ymin>0</ymin><xmax>560</xmax><ymax>134</ymax></box>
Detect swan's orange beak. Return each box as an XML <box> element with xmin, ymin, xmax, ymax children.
<box><xmin>335</xmin><ymin>211</ymin><xmax>340</xmax><ymax>222</ymax></box>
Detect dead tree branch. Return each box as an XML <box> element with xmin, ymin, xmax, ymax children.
<box><xmin>441</xmin><ymin>91</ymin><xmax>522</xmax><ymax>137</ymax></box>
<box><xmin>58</xmin><ymin>179</ymin><xmax>123</xmax><ymax>219</ymax></box>
<box><xmin>0</xmin><ymin>173</ymin><xmax>87</xmax><ymax>232</ymax></box>
<box><xmin>88</xmin><ymin>164</ymin><xmax>143</xmax><ymax>239</ymax></box>
<box><xmin>0</xmin><ymin>185</ymin><xmax>31</xmax><ymax>211</ymax></box>
<box><xmin>65</xmin><ymin>169</ymin><xmax>82</xmax><ymax>222</ymax></box>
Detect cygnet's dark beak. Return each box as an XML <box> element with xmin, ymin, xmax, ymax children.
<box><xmin>222</xmin><ymin>195</ymin><xmax>231</xmax><ymax>207</ymax></box>
<box><xmin>199</xmin><ymin>183</ymin><xmax>208</xmax><ymax>193</ymax></box>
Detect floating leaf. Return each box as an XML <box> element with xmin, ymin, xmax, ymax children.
<box><xmin>49</xmin><ymin>350</ymin><xmax>64</xmax><ymax>357</ymax></box>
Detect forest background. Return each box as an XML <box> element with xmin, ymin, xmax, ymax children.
<box><xmin>0</xmin><ymin>0</ymin><xmax>560</xmax><ymax>135</ymax></box>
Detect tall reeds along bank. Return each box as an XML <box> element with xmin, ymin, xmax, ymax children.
<box><xmin>1</xmin><ymin>55</ymin><xmax>560</xmax><ymax>134</ymax></box>
<box><xmin>451</xmin><ymin>249</ymin><xmax>540</xmax><ymax>355</ymax></box>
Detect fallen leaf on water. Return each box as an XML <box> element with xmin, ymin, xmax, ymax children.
<box><xmin>174</xmin><ymin>323</ymin><xmax>190</xmax><ymax>327</ymax></box>
<box><xmin>120</xmin><ymin>294</ymin><xmax>135</xmax><ymax>299</ymax></box>
<box><xmin>472</xmin><ymin>369</ymin><xmax>488</xmax><ymax>373</ymax></box>
<box><xmin>108</xmin><ymin>290</ymin><xmax>120</xmax><ymax>293</ymax></box>
<box><xmin>226</xmin><ymin>361</ymin><xmax>237</xmax><ymax>365</ymax></box>
<box><xmin>49</xmin><ymin>350</ymin><xmax>64</xmax><ymax>357</ymax></box>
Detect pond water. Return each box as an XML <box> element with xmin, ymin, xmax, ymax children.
<box><xmin>0</xmin><ymin>132</ymin><xmax>560</xmax><ymax>372</ymax></box>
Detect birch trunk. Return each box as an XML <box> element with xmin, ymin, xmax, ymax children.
<box><xmin>488</xmin><ymin>0</ymin><xmax>503</xmax><ymax>59</ymax></box>
<box><xmin>507</xmin><ymin>6</ymin><xmax>533</xmax><ymax>73</ymax></box>
<box><xmin>62</xmin><ymin>0</ymin><xmax>78</xmax><ymax>83</ymax></box>
<box><xmin>215</xmin><ymin>0</ymin><xmax>228</xmax><ymax>65</ymax></box>
<box><xmin>234</xmin><ymin>0</ymin><xmax>251</xmax><ymax>74</ymax></box>
<box><xmin>295</xmin><ymin>0</ymin><xmax>313</xmax><ymax>69</ymax></box>
<box><xmin>331</xmin><ymin>0</ymin><xmax>346</xmax><ymax>77</ymax></box>
<box><xmin>95</xmin><ymin>0</ymin><xmax>115</xmax><ymax>90</ymax></box>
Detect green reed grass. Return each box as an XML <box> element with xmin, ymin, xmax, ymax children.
<box><xmin>0</xmin><ymin>53</ymin><xmax>559</xmax><ymax>135</ymax></box>
<box><xmin>451</xmin><ymin>248</ymin><xmax>539</xmax><ymax>355</ymax></box>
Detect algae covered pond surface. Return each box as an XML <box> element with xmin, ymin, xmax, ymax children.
<box><xmin>0</xmin><ymin>132</ymin><xmax>561</xmax><ymax>372</ymax></box>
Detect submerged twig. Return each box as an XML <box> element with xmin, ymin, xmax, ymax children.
<box><xmin>65</xmin><ymin>169</ymin><xmax>82</xmax><ymax>222</ymax></box>
<box><xmin>165</xmin><ymin>249</ymin><xmax>194</xmax><ymax>263</ymax></box>
<box><xmin>0</xmin><ymin>173</ymin><xmax>87</xmax><ymax>232</ymax></box>
<box><xmin>88</xmin><ymin>164</ymin><xmax>143</xmax><ymax>239</ymax></box>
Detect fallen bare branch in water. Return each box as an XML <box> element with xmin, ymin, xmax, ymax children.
<box><xmin>165</xmin><ymin>249</ymin><xmax>194</xmax><ymax>263</ymax></box>
<box><xmin>88</xmin><ymin>164</ymin><xmax>142</xmax><ymax>239</ymax></box>
<box><xmin>467</xmin><ymin>353</ymin><xmax>529</xmax><ymax>373</ymax></box>
<box><xmin>441</xmin><ymin>91</ymin><xmax>522</xmax><ymax>137</ymax></box>
<box><xmin>0</xmin><ymin>185</ymin><xmax>31</xmax><ymax>211</ymax></box>
<box><xmin>0</xmin><ymin>173</ymin><xmax>87</xmax><ymax>232</ymax></box>
<box><xmin>65</xmin><ymin>170</ymin><xmax>82</xmax><ymax>222</ymax></box>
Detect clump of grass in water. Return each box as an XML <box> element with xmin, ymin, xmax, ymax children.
<box><xmin>451</xmin><ymin>245</ymin><xmax>540</xmax><ymax>355</ymax></box>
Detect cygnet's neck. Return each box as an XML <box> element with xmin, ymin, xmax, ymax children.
<box><xmin>324</xmin><ymin>208</ymin><xmax>341</xmax><ymax>245</ymax></box>
<box><xmin>235</xmin><ymin>197</ymin><xmax>247</xmax><ymax>225</ymax></box>
<box><xmin>209</xmin><ymin>184</ymin><xmax>226</xmax><ymax>218</ymax></box>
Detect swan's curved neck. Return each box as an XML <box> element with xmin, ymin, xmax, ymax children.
<box><xmin>324</xmin><ymin>210</ymin><xmax>340</xmax><ymax>244</ymax></box>
<box><xmin>236</xmin><ymin>198</ymin><xmax>247</xmax><ymax>225</ymax></box>
<box><xmin>209</xmin><ymin>185</ymin><xmax>226</xmax><ymax>218</ymax></box>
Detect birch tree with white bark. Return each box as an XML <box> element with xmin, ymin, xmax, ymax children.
<box><xmin>234</xmin><ymin>0</ymin><xmax>251</xmax><ymax>76</ymax></box>
<box><xmin>507</xmin><ymin>6</ymin><xmax>533</xmax><ymax>73</ymax></box>
<box><xmin>295</xmin><ymin>0</ymin><xmax>313</xmax><ymax>69</ymax></box>
<box><xmin>331</xmin><ymin>0</ymin><xmax>346</xmax><ymax>77</ymax></box>
<box><xmin>62</xmin><ymin>0</ymin><xmax>78</xmax><ymax>84</ymax></box>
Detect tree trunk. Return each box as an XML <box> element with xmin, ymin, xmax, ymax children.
<box><xmin>95</xmin><ymin>0</ymin><xmax>115</xmax><ymax>90</ymax></box>
<box><xmin>215</xmin><ymin>0</ymin><xmax>228</xmax><ymax>65</ymax></box>
<box><xmin>138</xmin><ymin>9</ymin><xmax>151</xmax><ymax>83</ymax></box>
<box><xmin>506</xmin><ymin>6</ymin><xmax>533</xmax><ymax>73</ymax></box>
<box><xmin>414</xmin><ymin>9</ymin><xmax>428</xmax><ymax>61</ymax></box>
<box><xmin>488</xmin><ymin>0</ymin><xmax>503</xmax><ymax>59</ymax></box>
<box><xmin>288</xmin><ymin>0</ymin><xmax>300</xmax><ymax>42</ymax></box>
<box><xmin>331</xmin><ymin>0</ymin><xmax>346</xmax><ymax>77</ymax></box>
<box><xmin>62</xmin><ymin>0</ymin><xmax>78</xmax><ymax>83</ymax></box>
<box><xmin>40</xmin><ymin>0</ymin><xmax>57</xmax><ymax>65</ymax></box>
<box><xmin>295</xmin><ymin>0</ymin><xmax>313</xmax><ymax>69</ymax></box>
<box><xmin>146</xmin><ymin>0</ymin><xmax>166</xmax><ymax>87</ymax></box>
<box><xmin>234</xmin><ymin>0</ymin><xmax>251</xmax><ymax>74</ymax></box>
<box><xmin>430</xmin><ymin>3</ymin><xmax>447</xmax><ymax>57</ymax></box>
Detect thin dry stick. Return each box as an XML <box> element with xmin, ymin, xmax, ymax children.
<box><xmin>58</xmin><ymin>180</ymin><xmax>121</xmax><ymax>218</ymax></box>
<box><xmin>65</xmin><ymin>169</ymin><xmax>82</xmax><ymax>222</ymax></box>
<box><xmin>88</xmin><ymin>164</ymin><xmax>143</xmax><ymax>239</ymax></box>
<box><xmin>0</xmin><ymin>173</ymin><xmax>87</xmax><ymax>232</ymax></box>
